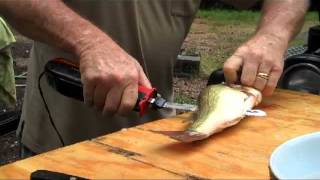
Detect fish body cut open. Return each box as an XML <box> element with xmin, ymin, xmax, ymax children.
<box><xmin>160</xmin><ymin>84</ymin><xmax>262</xmax><ymax>142</ymax></box>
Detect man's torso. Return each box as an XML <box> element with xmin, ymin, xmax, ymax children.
<box><xmin>19</xmin><ymin>0</ymin><xmax>200</xmax><ymax>153</ymax></box>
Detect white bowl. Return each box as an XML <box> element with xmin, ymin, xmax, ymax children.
<box><xmin>270</xmin><ymin>132</ymin><xmax>320</xmax><ymax>179</ymax></box>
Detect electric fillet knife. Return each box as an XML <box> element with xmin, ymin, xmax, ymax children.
<box><xmin>44</xmin><ymin>58</ymin><xmax>197</xmax><ymax>116</ymax></box>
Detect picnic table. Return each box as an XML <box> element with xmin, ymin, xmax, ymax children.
<box><xmin>0</xmin><ymin>89</ymin><xmax>320</xmax><ymax>179</ymax></box>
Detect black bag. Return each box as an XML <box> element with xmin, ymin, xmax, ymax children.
<box><xmin>279</xmin><ymin>1</ymin><xmax>320</xmax><ymax>95</ymax></box>
<box><xmin>278</xmin><ymin>25</ymin><xmax>320</xmax><ymax>95</ymax></box>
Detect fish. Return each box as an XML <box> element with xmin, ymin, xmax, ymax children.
<box><xmin>159</xmin><ymin>84</ymin><xmax>263</xmax><ymax>142</ymax></box>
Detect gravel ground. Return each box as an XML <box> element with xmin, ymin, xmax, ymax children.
<box><xmin>0</xmin><ymin>87</ymin><xmax>25</xmax><ymax>166</ymax></box>
<box><xmin>0</xmin><ymin>35</ymin><xmax>31</xmax><ymax>166</ymax></box>
<box><xmin>0</xmin><ymin>132</ymin><xmax>20</xmax><ymax>165</ymax></box>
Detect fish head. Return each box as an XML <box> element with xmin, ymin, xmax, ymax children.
<box><xmin>228</xmin><ymin>84</ymin><xmax>262</xmax><ymax>105</ymax></box>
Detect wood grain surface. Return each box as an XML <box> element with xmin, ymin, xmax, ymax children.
<box><xmin>1</xmin><ymin>89</ymin><xmax>320</xmax><ymax>179</ymax></box>
<box><xmin>0</xmin><ymin>141</ymin><xmax>182</xmax><ymax>179</ymax></box>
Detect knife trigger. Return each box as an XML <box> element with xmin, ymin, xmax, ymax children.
<box><xmin>148</xmin><ymin>98</ymin><xmax>156</xmax><ymax>104</ymax></box>
<box><xmin>151</xmin><ymin>97</ymin><xmax>167</xmax><ymax>109</ymax></box>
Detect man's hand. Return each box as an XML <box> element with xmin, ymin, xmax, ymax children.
<box><xmin>78</xmin><ymin>39</ymin><xmax>151</xmax><ymax>116</ymax></box>
<box><xmin>223</xmin><ymin>0</ymin><xmax>309</xmax><ymax>96</ymax></box>
<box><xmin>224</xmin><ymin>33</ymin><xmax>286</xmax><ymax>96</ymax></box>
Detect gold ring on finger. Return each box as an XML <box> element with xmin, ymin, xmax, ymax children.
<box><xmin>257</xmin><ymin>72</ymin><xmax>269</xmax><ymax>80</ymax></box>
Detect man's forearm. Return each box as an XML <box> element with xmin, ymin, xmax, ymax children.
<box><xmin>0</xmin><ymin>0</ymin><xmax>114</xmax><ymax>56</ymax></box>
<box><xmin>0</xmin><ymin>0</ymin><xmax>152</xmax><ymax>115</ymax></box>
<box><xmin>256</xmin><ymin>0</ymin><xmax>309</xmax><ymax>43</ymax></box>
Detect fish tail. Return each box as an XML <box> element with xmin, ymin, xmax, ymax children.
<box><xmin>155</xmin><ymin>130</ymin><xmax>208</xmax><ymax>142</ymax></box>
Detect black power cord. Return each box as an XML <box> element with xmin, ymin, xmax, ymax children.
<box><xmin>38</xmin><ymin>72</ymin><xmax>65</xmax><ymax>146</ymax></box>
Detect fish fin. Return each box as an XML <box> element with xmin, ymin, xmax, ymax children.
<box><xmin>155</xmin><ymin>130</ymin><xmax>208</xmax><ymax>142</ymax></box>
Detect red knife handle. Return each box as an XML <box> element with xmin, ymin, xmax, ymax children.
<box><xmin>134</xmin><ymin>85</ymin><xmax>158</xmax><ymax>116</ymax></box>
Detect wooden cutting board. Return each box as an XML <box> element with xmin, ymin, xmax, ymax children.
<box><xmin>1</xmin><ymin>89</ymin><xmax>320</xmax><ymax>179</ymax></box>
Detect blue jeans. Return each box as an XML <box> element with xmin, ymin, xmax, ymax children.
<box><xmin>19</xmin><ymin>143</ymin><xmax>36</xmax><ymax>159</ymax></box>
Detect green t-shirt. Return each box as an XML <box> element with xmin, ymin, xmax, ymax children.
<box><xmin>19</xmin><ymin>0</ymin><xmax>200</xmax><ymax>153</ymax></box>
<box><xmin>0</xmin><ymin>17</ymin><xmax>16</xmax><ymax>106</ymax></box>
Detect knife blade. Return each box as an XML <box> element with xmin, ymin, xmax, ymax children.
<box><xmin>163</xmin><ymin>102</ymin><xmax>198</xmax><ymax>111</ymax></box>
<box><xmin>150</xmin><ymin>97</ymin><xmax>266</xmax><ymax>117</ymax></box>
<box><xmin>149</xmin><ymin>97</ymin><xmax>197</xmax><ymax>111</ymax></box>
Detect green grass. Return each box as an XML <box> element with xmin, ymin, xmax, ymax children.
<box><xmin>197</xmin><ymin>9</ymin><xmax>260</xmax><ymax>24</ymax></box>
<box><xmin>289</xmin><ymin>38</ymin><xmax>306</xmax><ymax>47</ymax></box>
<box><xmin>304</xmin><ymin>11</ymin><xmax>319</xmax><ymax>21</ymax></box>
<box><xmin>175</xmin><ymin>94</ymin><xmax>197</xmax><ymax>105</ymax></box>
<box><xmin>197</xmin><ymin>9</ymin><xmax>318</xmax><ymax>24</ymax></box>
